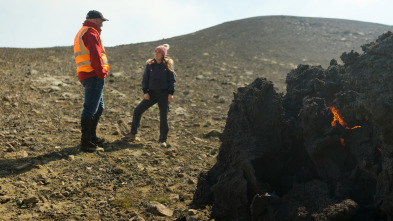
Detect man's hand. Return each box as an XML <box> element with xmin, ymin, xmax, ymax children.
<box><xmin>144</xmin><ymin>93</ymin><xmax>150</xmax><ymax>100</ymax></box>
<box><xmin>168</xmin><ymin>94</ymin><xmax>174</xmax><ymax>102</ymax></box>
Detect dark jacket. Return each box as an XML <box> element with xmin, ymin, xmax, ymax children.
<box><xmin>142</xmin><ymin>59</ymin><xmax>176</xmax><ymax>95</ymax></box>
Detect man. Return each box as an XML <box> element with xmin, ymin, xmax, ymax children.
<box><xmin>74</xmin><ymin>10</ymin><xmax>110</xmax><ymax>152</ymax></box>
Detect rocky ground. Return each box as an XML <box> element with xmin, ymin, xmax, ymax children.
<box><xmin>0</xmin><ymin>16</ymin><xmax>391</xmax><ymax>220</ymax></box>
<box><xmin>0</xmin><ymin>46</ymin><xmax>234</xmax><ymax>220</ymax></box>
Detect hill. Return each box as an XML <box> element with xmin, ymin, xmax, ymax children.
<box><xmin>0</xmin><ymin>16</ymin><xmax>391</xmax><ymax>220</ymax></box>
<box><xmin>109</xmin><ymin>15</ymin><xmax>391</xmax><ymax>91</ymax></box>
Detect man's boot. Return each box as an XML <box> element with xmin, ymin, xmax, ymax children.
<box><xmin>91</xmin><ymin>115</ymin><xmax>105</xmax><ymax>145</ymax></box>
<box><xmin>81</xmin><ymin>117</ymin><xmax>104</xmax><ymax>152</ymax></box>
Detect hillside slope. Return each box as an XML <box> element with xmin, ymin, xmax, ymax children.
<box><xmin>109</xmin><ymin>15</ymin><xmax>391</xmax><ymax>91</ymax></box>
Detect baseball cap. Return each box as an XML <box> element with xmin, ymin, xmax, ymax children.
<box><xmin>86</xmin><ymin>10</ymin><xmax>108</xmax><ymax>21</ymax></box>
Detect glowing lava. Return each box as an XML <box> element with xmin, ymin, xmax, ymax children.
<box><xmin>329</xmin><ymin>106</ymin><xmax>361</xmax><ymax>130</ymax></box>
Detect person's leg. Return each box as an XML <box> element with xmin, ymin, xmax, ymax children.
<box><xmin>156</xmin><ymin>91</ymin><xmax>169</xmax><ymax>143</ymax></box>
<box><xmin>130</xmin><ymin>96</ymin><xmax>156</xmax><ymax>135</ymax></box>
<box><xmin>81</xmin><ymin>117</ymin><xmax>94</xmax><ymax>146</ymax></box>
<box><xmin>91</xmin><ymin>96</ymin><xmax>105</xmax><ymax>144</ymax></box>
<box><xmin>80</xmin><ymin>77</ymin><xmax>105</xmax><ymax>151</ymax></box>
<box><xmin>81</xmin><ymin>77</ymin><xmax>105</xmax><ymax>119</ymax></box>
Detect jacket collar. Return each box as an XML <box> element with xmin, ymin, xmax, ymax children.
<box><xmin>83</xmin><ymin>20</ymin><xmax>102</xmax><ymax>34</ymax></box>
<box><xmin>153</xmin><ymin>58</ymin><xmax>164</xmax><ymax>65</ymax></box>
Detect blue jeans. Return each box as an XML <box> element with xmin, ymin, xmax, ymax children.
<box><xmin>131</xmin><ymin>90</ymin><xmax>169</xmax><ymax>142</ymax></box>
<box><xmin>81</xmin><ymin>77</ymin><xmax>105</xmax><ymax>119</ymax></box>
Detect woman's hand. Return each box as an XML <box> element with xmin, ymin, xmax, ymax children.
<box><xmin>144</xmin><ymin>93</ymin><xmax>150</xmax><ymax>100</ymax></box>
<box><xmin>168</xmin><ymin>94</ymin><xmax>174</xmax><ymax>102</ymax></box>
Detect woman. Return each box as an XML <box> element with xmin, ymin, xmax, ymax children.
<box><xmin>123</xmin><ymin>44</ymin><xmax>176</xmax><ymax>147</ymax></box>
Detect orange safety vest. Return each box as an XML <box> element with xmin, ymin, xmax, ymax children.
<box><xmin>73</xmin><ymin>26</ymin><xmax>110</xmax><ymax>74</ymax></box>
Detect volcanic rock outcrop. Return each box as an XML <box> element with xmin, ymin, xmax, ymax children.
<box><xmin>193</xmin><ymin>32</ymin><xmax>393</xmax><ymax>220</ymax></box>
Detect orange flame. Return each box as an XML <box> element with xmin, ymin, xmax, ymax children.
<box><xmin>329</xmin><ymin>106</ymin><xmax>361</xmax><ymax>130</ymax></box>
<box><xmin>340</xmin><ymin>138</ymin><xmax>345</xmax><ymax>146</ymax></box>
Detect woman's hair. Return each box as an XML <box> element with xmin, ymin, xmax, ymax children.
<box><xmin>163</xmin><ymin>56</ymin><xmax>175</xmax><ymax>73</ymax></box>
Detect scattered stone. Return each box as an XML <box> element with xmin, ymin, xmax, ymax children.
<box><xmin>23</xmin><ymin>196</ymin><xmax>39</xmax><ymax>204</ymax></box>
<box><xmin>198</xmin><ymin>153</ymin><xmax>207</xmax><ymax>159</ymax></box>
<box><xmin>48</xmin><ymin>86</ymin><xmax>61</xmax><ymax>92</ymax></box>
<box><xmin>98</xmin><ymin>200</ymin><xmax>108</xmax><ymax>205</ymax></box>
<box><xmin>222</xmin><ymin>81</ymin><xmax>237</xmax><ymax>86</ymax></box>
<box><xmin>108</xmin><ymin>89</ymin><xmax>126</xmax><ymax>97</ymax></box>
<box><xmin>169</xmin><ymin>194</ymin><xmax>180</xmax><ymax>201</ymax></box>
<box><xmin>37</xmin><ymin>203</ymin><xmax>51</xmax><ymax>213</ymax></box>
<box><xmin>68</xmin><ymin>155</ymin><xmax>75</xmax><ymax>161</ymax></box>
<box><xmin>164</xmin><ymin>147</ymin><xmax>177</xmax><ymax>156</ymax></box>
<box><xmin>100</xmin><ymin>184</ymin><xmax>114</xmax><ymax>191</ymax></box>
<box><xmin>196</xmin><ymin>75</ymin><xmax>205</xmax><ymax>80</ymax></box>
<box><xmin>187</xmin><ymin>178</ymin><xmax>197</xmax><ymax>185</ymax></box>
<box><xmin>20</xmin><ymin>151</ymin><xmax>28</xmax><ymax>158</ymax></box>
<box><xmin>2</xmin><ymin>96</ymin><xmax>12</xmax><ymax>102</ymax></box>
<box><xmin>0</xmin><ymin>196</ymin><xmax>11</xmax><ymax>204</ymax></box>
<box><xmin>129</xmin><ymin>215</ymin><xmax>145</xmax><ymax>221</ymax></box>
<box><xmin>16</xmin><ymin>162</ymin><xmax>32</xmax><ymax>170</ymax></box>
<box><xmin>166</xmin><ymin>186</ymin><xmax>177</xmax><ymax>193</ymax></box>
<box><xmin>50</xmin><ymin>192</ymin><xmax>64</xmax><ymax>199</ymax></box>
<box><xmin>113</xmin><ymin>167</ymin><xmax>125</xmax><ymax>174</ymax></box>
<box><xmin>216</xmin><ymin>97</ymin><xmax>225</xmax><ymax>103</ymax></box>
<box><xmin>111</xmin><ymin>72</ymin><xmax>125</xmax><ymax>77</ymax></box>
<box><xmin>16</xmin><ymin>199</ymin><xmax>23</xmax><ymax>206</ymax></box>
<box><xmin>39</xmin><ymin>195</ymin><xmax>48</xmax><ymax>203</ymax></box>
<box><xmin>148</xmin><ymin>201</ymin><xmax>173</xmax><ymax>217</ymax></box>
<box><xmin>202</xmin><ymin>121</ymin><xmax>211</xmax><ymax>128</ymax></box>
<box><xmin>175</xmin><ymin>107</ymin><xmax>186</xmax><ymax>116</ymax></box>
<box><xmin>211</xmin><ymin>148</ymin><xmax>218</xmax><ymax>155</ymax></box>
<box><xmin>136</xmin><ymin>164</ymin><xmax>145</xmax><ymax>171</ymax></box>
<box><xmin>203</xmin><ymin>129</ymin><xmax>221</xmax><ymax>138</ymax></box>
<box><xmin>6</xmin><ymin>143</ymin><xmax>16</xmax><ymax>152</ymax></box>
<box><xmin>112</xmin><ymin>128</ymin><xmax>121</xmax><ymax>135</ymax></box>
<box><xmin>37</xmin><ymin>174</ymin><xmax>51</xmax><ymax>185</ymax></box>
<box><xmin>60</xmin><ymin>92</ymin><xmax>72</xmax><ymax>98</ymax></box>
<box><xmin>188</xmin><ymin>209</ymin><xmax>198</xmax><ymax>215</ymax></box>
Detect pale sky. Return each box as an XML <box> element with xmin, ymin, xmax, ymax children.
<box><xmin>1</xmin><ymin>0</ymin><xmax>392</xmax><ymax>48</ymax></box>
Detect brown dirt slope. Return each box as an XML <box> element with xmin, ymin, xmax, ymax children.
<box><xmin>0</xmin><ymin>16</ymin><xmax>391</xmax><ymax>220</ymax></box>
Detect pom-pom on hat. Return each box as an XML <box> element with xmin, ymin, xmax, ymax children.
<box><xmin>155</xmin><ymin>44</ymin><xmax>170</xmax><ymax>56</ymax></box>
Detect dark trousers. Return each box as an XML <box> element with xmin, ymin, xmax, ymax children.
<box><xmin>81</xmin><ymin>77</ymin><xmax>105</xmax><ymax>119</ymax></box>
<box><xmin>131</xmin><ymin>90</ymin><xmax>169</xmax><ymax>142</ymax></box>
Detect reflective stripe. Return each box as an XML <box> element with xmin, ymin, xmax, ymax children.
<box><xmin>74</xmin><ymin>50</ymin><xmax>90</xmax><ymax>57</ymax></box>
<box><xmin>79</xmin><ymin>28</ymin><xmax>89</xmax><ymax>53</ymax></box>
<box><xmin>77</xmin><ymin>60</ymin><xmax>107</xmax><ymax>66</ymax></box>
<box><xmin>76</xmin><ymin>61</ymin><xmax>91</xmax><ymax>68</ymax></box>
<box><xmin>76</xmin><ymin>60</ymin><xmax>108</xmax><ymax>66</ymax></box>
<box><xmin>74</xmin><ymin>28</ymin><xmax>89</xmax><ymax>58</ymax></box>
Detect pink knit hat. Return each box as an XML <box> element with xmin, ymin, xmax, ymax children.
<box><xmin>155</xmin><ymin>44</ymin><xmax>170</xmax><ymax>56</ymax></box>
